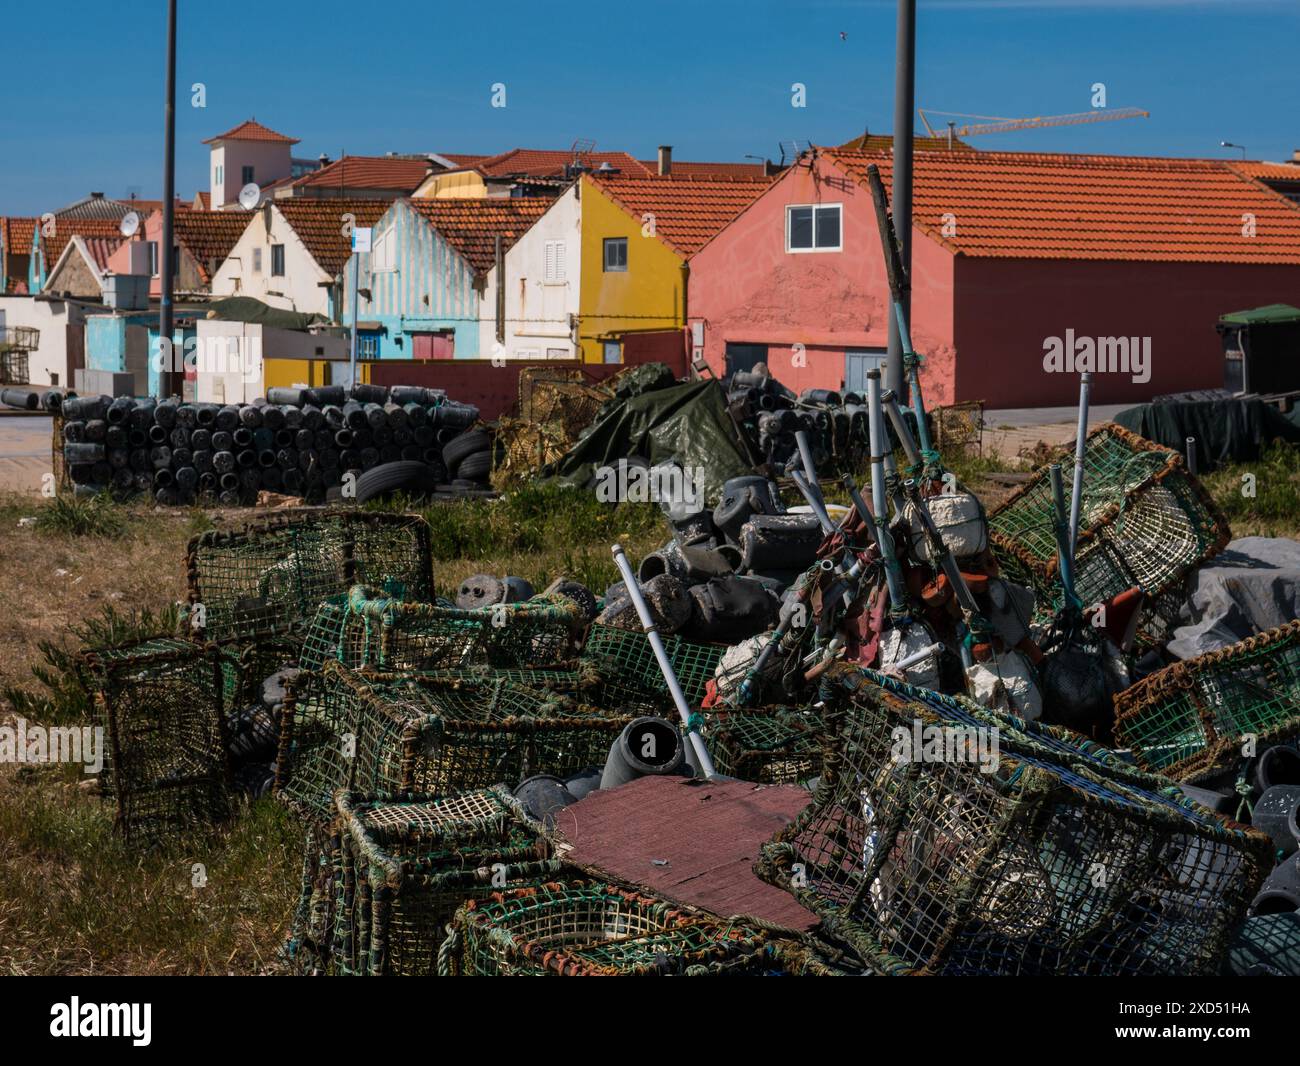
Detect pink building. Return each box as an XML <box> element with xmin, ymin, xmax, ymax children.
<box><xmin>688</xmin><ymin>148</ymin><xmax>1300</xmax><ymax>407</ymax></box>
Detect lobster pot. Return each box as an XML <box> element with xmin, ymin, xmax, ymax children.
<box><xmin>988</xmin><ymin>424</ymin><xmax>1229</xmax><ymax>646</ymax></box>
<box><xmin>328</xmin><ymin>789</ymin><xmax>560</xmax><ymax>976</ymax></box>
<box><xmin>703</xmin><ymin>706</ymin><xmax>825</xmax><ymax>785</ymax></box>
<box><xmin>82</xmin><ymin>638</ymin><xmax>233</xmax><ymax>845</ymax></box>
<box><xmin>275</xmin><ymin>661</ymin><xmax>631</xmax><ymax>823</ymax></box>
<box><xmin>579</xmin><ymin>622</ymin><xmax>727</xmax><ymax>716</ymax></box>
<box><xmin>1114</xmin><ymin>620</ymin><xmax>1300</xmax><ymax>781</ymax></box>
<box><xmin>186</xmin><ymin>510</ymin><xmax>433</xmax><ymax>644</ymax></box>
<box><xmin>439</xmin><ymin>880</ymin><xmax>770</xmax><ymax>976</ymax></box>
<box><xmin>755</xmin><ymin>666</ymin><xmax>1272</xmax><ymax>976</ymax></box>
<box><xmin>298</xmin><ymin>588</ymin><xmax>585</xmax><ymax>673</ymax></box>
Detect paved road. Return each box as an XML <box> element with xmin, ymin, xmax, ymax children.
<box><xmin>982</xmin><ymin>404</ymin><xmax>1129</xmax><ymax>460</ymax></box>
<box><xmin>0</xmin><ymin>415</ymin><xmax>53</xmax><ymax>494</ymax></box>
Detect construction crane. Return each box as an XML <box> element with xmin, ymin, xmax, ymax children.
<box><xmin>918</xmin><ymin>107</ymin><xmax>1149</xmax><ymax>144</ymax></box>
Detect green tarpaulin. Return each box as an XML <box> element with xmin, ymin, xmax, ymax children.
<box><xmin>1114</xmin><ymin>396</ymin><xmax>1300</xmax><ymax>472</ymax></box>
<box><xmin>206</xmin><ymin>297</ymin><xmax>326</xmax><ymax>331</ymax></box>
<box><xmin>540</xmin><ymin>378</ymin><xmax>753</xmax><ymax>504</ymax></box>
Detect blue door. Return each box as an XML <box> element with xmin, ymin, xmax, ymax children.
<box><xmin>844</xmin><ymin>349</ymin><xmax>887</xmax><ymax>395</ymax></box>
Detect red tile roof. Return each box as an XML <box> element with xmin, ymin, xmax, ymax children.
<box><xmin>172</xmin><ymin>209</ymin><xmax>254</xmax><ymax>282</ymax></box>
<box><xmin>471</xmin><ymin>148</ymin><xmax>651</xmax><ymax>178</ymax></box>
<box><xmin>639</xmin><ymin>159</ymin><xmax>770</xmax><ymax>178</ymax></box>
<box><xmin>1</xmin><ymin>217</ymin><xmax>36</xmax><ymax>253</ymax></box>
<box><xmin>42</xmin><ymin>218</ymin><xmax>128</xmax><ymax>276</ymax></box>
<box><xmin>203</xmin><ymin>119</ymin><xmax>299</xmax><ymax>145</ymax></box>
<box><xmin>80</xmin><ymin>236</ymin><xmax>122</xmax><ymax>273</ymax></box>
<box><xmin>836</xmin><ymin>130</ymin><xmax>976</xmax><ymax>153</ymax></box>
<box><xmin>273</xmin><ymin>198</ymin><xmax>390</xmax><ymax>276</ymax></box>
<box><xmin>436</xmin><ymin>153</ymin><xmax>491</xmax><ymax>168</ymax></box>
<box><xmin>825</xmin><ymin>148</ymin><xmax>1300</xmax><ymax>265</ymax></box>
<box><xmin>294</xmin><ymin>155</ymin><xmax>433</xmax><ymax>192</ymax></box>
<box><xmin>1231</xmin><ymin>160</ymin><xmax>1300</xmax><ymax>184</ymax></box>
<box><xmin>588</xmin><ymin>172</ymin><xmax>774</xmax><ymax>256</ymax></box>
<box><xmin>405</xmin><ymin>197</ymin><xmax>551</xmax><ymax>273</ymax></box>
<box><xmin>193</xmin><ymin>191</ymin><xmax>212</xmax><ymax>210</ymax></box>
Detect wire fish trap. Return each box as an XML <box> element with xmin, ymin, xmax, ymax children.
<box><xmin>323</xmin><ymin>788</ymin><xmax>561</xmax><ymax>976</ymax></box>
<box><xmin>298</xmin><ymin>587</ymin><xmax>587</xmax><ymax>673</ymax></box>
<box><xmin>275</xmin><ymin>661</ymin><xmax>632</xmax><ymax>823</ymax></box>
<box><xmin>989</xmin><ymin>423</ymin><xmax>1230</xmax><ymax>646</ymax></box>
<box><xmin>82</xmin><ymin>638</ymin><xmax>234</xmax><ymax>845</ymax></box>
<box><xmin>1113</xmin><ymin>620</ymin><xmax>1300</xmax><ymax>781</ymax></box>
<box><xmin>755</xmin><ymin>665</ymin><xmax>1272</xmax><ymax>976</ymax></box>
<box><xmin>703</xmin><ymin>706</ymin><xmax>825</xmax><ymax>785</ymax></box>
<box><xmin>579</xmin><ymin>622</ymin><xmax>727</xmax><ymax>715</ymax></box>
<box><xmin>438</xmin><ymin>879</ymin><xmax>771</xmax><ymax>976</ymax></box>
<box><xmin>185</xmin><ymin>510</ymin><xmax>434</xmax><ymax>644</ymax></box>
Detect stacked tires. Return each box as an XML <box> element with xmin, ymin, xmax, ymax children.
<box><xmin>58</xmin><ymin>385</ymin><xmax>489</xmax><ymax>506</ymax></box>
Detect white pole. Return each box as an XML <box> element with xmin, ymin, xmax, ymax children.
<box><xmin>611</xmin><ymin>544</ymin><xmax>717</xmax><ymax>778</ymax></box>
<box><xmin>1068</xmin><ymin>372</ymin><xmax>1091</xmax><ymax>556</ymax></box>
<box><xmin>348</xmin><ymin>252</ymin><xmax>360</xmax><ymax>389</ymax></box>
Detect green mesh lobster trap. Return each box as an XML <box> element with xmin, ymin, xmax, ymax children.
<box><xmin>185</xmin><ymin>510</ymin><xmax>434</xmax><ymax>644</ymax></box>
<box><xmin>82</xmin><ymin>638</ymin><xmax>234</xmax><ymax>845</ymax></box>
<box><xmin>275</xmin><ymin>661</ymin><xmax>632</xmax><ymax>823</ymax></box>
<box><xmin>703</xmin><ymin>706</ymin><xmax>825</xmax><ymax>785</ymax></box>
<box><xmin>438</xmin><ymin>879</ymin><xmax>771</xmax><ymax>976</ymax></box>
<box><xmin>328</xmin><ymin>788</ymin><xmax>561</xmax><ymax>975</ymax></box>
<box><xmin>989</xmin><ymin>424</ymin><xmax>1230</xmax><ymax>646</ymax></box>
<box><xmin>1113</xmin><ymin>620</ymin><xmax>1300</xmax><ymax>781</ymax></box>
<box><xmin>755</xmin><ymin>665</ymin><xmax>1271</xmax><ymax>976</ymax></box>
<box><xmin>298</xmin><ymin>588</ymin><xmax>586</xmax><ymax>673</ymax></box>
<box><xmin>579</xmin><ymin>622</ymin><xmax>727</xmax><ymax>715</ymax></box>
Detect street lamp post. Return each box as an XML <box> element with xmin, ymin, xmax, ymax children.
<box><xmin>158</xmin><ymin>0</ymin><xmax>178</xmax><ymax>399</ymax></box>
<box><xmin>886</xmin><ymin>0</ymin><xmax>916</xmax><ymax>398</ymax></box>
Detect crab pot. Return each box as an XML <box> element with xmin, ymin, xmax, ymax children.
<box><xmin>989</xmin><ymin>423</ymin><xmax>1230</xmax><ymax>648</ymax></box>
<box><xmin>81</xmin><ymin>638</ymin><xmax>234</xmax><ymax>846</ymax></box>
<box><xmin>755</xmin><ymin>666</ymin><xmax>1272</xmax><ymax>976</ymax></box>
<box><xmin>184</xmin><ymin>510</ymin><xmax>434</xmax><ymax>643</ymax></box>
<box><xmin>578</xmin><ymin>621</ymin><xmax>726</xmax><ymax>716</ymax></box>
<box><xmin>1113</xmin><ymin>620</ymin><xmax>1300</xmax><ymax>781</ymax></box>
<box><xmin>317</xmin><ymin>788</ymin><xmax>560</xmax><ymax>976</ymax></box>
<box><xmin>439</xmin><ymin>880</ymin><xmax>770</xmax><ymax>976</ymax></box>
<box><xmin>297</xmin><ymin>587</ymin><xmax>586</xmax><ymax>673</ymax></box>
<box><xmin>702</xmin><ymin>705</ymin><xmax>825</xmax><ymax>785</ymax></box>
<box><xmin>275</xmin><ymin>661</ymin><xmax>632</xmax><ymax>823</ymax></box>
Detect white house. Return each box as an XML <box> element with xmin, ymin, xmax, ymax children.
<box><xmin>210</xmin><ymin>198</ymin><xmax>388</xmax><ymax>320</ymax></box>
<box><xmin>203</xmin><ymin>119</ymin><xmax>299</xmax><ymax>210</ymax></box>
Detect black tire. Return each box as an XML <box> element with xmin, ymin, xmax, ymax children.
<box><xmin>354</xmin><ymin>460</ymin><xmax>442</xmax><ymax>504</ymax></box>
<box><xmin>455</xmin><ymin>450</ymin><xmax>492</xmax><ymax>481</ymax></box>
<box><xmin>442</xmin><ymin>429</ymin><xmax>491</xmax><ymax>472</ymax></box>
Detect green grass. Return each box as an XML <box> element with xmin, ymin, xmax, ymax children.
<box><xmin>34</xmin><ymin>493</ymin><xmax>130</xmax><ymax>539</ymax></box>
<box><xmin>1203</xmin><ymin>441</ymin><xmax>1300</xmax><ymax>536</ymax></box>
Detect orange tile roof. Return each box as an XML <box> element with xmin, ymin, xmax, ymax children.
<box><xmin>640</xmin><ymin>159</ymin><xmax>770</xmax><ymax>178</ymax></box>
<box><xmin>437</xmin><ymin>153</ymin><xmax>491</xmax><ymax>168</ymax></box>
<box><xmin>405</xmin><ymin>197</ymin><xmax>551</xmax><ymax>273</ymax></box>
<box><xmin>193</xmin><ymin>191</ymin><xmax>211</xmax><ymax>210</ymax></box>
<box><xmin>588</xmin><ymin>172</ymin><xmax>774</xmax><ymax>257</ymax></box>
<box><xmin>80</xmin><ymin>236</ymin><xmax>122</xmax><ymax>273</ymax></box>
<box><xmin>1</xmin><ymin>217</ymin><xmax>36</xmax><ymax>253</ymax></box>
<box><xmin>295</xmin><ymin>155</ymin><xmax>433</xmax><ymax>192</ymax></box>
<box><xmin>835</xmin><ymin>130</ymin><xmax>976</xmax><ymax>153</ymax></box>
<box><xmin>473</xmin><ymin>148</ymin><xmax>651</xmax><ymax>178</ymax></box>
<box><xmin>824</xmin><ymin>148</ymin><xmax>1300</xmax><ymax>265</ymax></box>
<box><xmin>203</xmin><ymin>119</ymin><xmax>299</xmax><ymax>145</ymax></box>
<box><xmin>172</xmin><ymin>209</ymin><xmax>254</xmax><ymax>282</ymax></box>
<box><xmin>42</xmin><ymin>218</ymin><xmax>127</xmax><ymax>275</ymax></box>
<box><xmin>1231</xmin><ymin>160</ymin><xmax>1300</xmax><ymax>183</ymax></box>
<box><xmin>273</xmin><ymin>198</ymin><xmax>390</xmax><ymax>276</ymax></box>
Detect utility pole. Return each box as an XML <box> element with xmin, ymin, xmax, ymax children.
<box><xmin>886</xmin><ymin>0</ymin><xmax>915</xmax><ymax>398</ymax></box>
<box><xmin>158</xmin><ymin>0</ymin><xmax>178</xmax><ymax>399</ymax></box>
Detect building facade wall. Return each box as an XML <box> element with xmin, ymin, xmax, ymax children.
<box><xmin>211</xmin><ymin>206</ymin><xmax>332</xmax><ymax>317</ymax></box>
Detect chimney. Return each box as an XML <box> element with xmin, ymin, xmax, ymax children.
<box><xmin>657</xmin><ymin>145</ymin><xmax>672</xmax><ymax>176</ymax></box>
<box><xmin>91</xmin><ymin>192</ymin><xmax>105</xmax><ymax>199</ymax></box>
<box><xmin>1293</xmin><ymin>148</ymin><xmax>1300</xmax><ymax>164</ymax></box>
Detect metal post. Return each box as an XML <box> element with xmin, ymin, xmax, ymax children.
<box><xmin>886</xmin><ymin>0</ymin><xmax>916</xmax><ymax>398</ymax></box>
<box><xmin>348</xmin><ymin>252</ymin><xmax>360</xmax><ymax>388</ymax></box>
<box><xmin>1068</xmin><ymin>372</ymin><xmax>1091</xmax><ymax>556</ymax></box>
<box><xmin>611</xmin><ymin>544</ymin><xmax>717</xmax><ymax>777</ymax></box>
<box><xmin>157</xmin><ymin>0</ymin><xmax>178</xmax><ymax>399</ymax></box>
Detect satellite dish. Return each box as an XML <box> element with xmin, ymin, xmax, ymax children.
<box><xmin>119</xmin><ymin>211</ymin><xmax>140</xmax><ymax>238</ymax></box>
<box><xmin>238</xmin><ymin>182</ymin><xmax>262</xmax><ymax>210</ymax></box>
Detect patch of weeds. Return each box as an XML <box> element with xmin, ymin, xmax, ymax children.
<box><xmin>34</xmin><ymin>493</ymin><xmax>129</xmax><ymax>538</ymax></box>
<box><xmin>1204</xmin><ymin>441</ymin><xmax>1300</xmax><ymax>535</ymax></box>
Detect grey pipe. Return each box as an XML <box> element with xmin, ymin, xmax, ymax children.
<box><xmin>1069</xmin><ymin>373</ymin><xmax>1091</xmax><ymax>556</ymax></box>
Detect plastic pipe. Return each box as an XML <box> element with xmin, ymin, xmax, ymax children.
<box><xmin>790</xmin><ymin>470</ymin><xmax>835</xmax><ymax>535</ymax></box>
<box><xmin>1068</xmin><ymin>372</ymin><xmax>1091</xmax><ymax>557</ymax></box>
<box><xmin>611</xmin><ymin>544</ymin><xmax>717</xmax><ymax>778</ymax></box>
<box><xmin>881</xmin><ymin>389</ymin><xmax>922</xmax><ymax>470</ymax></box>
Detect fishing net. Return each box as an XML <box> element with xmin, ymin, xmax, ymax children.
<box><xmin>185</xmin><ymin>510</ymin><xmax>433</xmax><ymax>644</ymax></box>
<box><xmin>323</xmin><ymin>788</ymin><xmax>561</xmax><ymax>976</ymax></box>
<box><xmin>989</xmin><ymin>424</ymin><xmax>1230</xmax><ymax>646</ymax></box>
<box><xmin>579</xmin><ymin>623</ymin><xmax>727</xmax><ymax>715</ymax></box>
<box><xmin>932</xmin><ymin>400</ymin><xmax>983</xmax><ymax>459</ymax></box>
<box><xmin>82</xmin><ymin>638</ymin><xmax>233</xmax><ymax>845</ymax></box>
<box><xmin>298</xmin><ymin>588</ymin><xmax>586</xmax><ymax>673</ymax></box>
<box><xmin>703</xmin><ymin>706</ymin><xmax>825</xmax><ymax>785</ymax></box>
<box><xmin>276</xmin><ymin>661</ymin><xmax>631</xmax><ymax>823</ymax></box>
<box><xmin>755</xmin><ymin>665</ymin><xmax>1271</xmax><ymax>976</ymax></box>
<box><xmin>1113</xmin><ymin>620</ymin><xmax>1300</xmax><ymax>781</ymax></box>
<box><xmin>438</xmin><ymin>879</ymin><xmax>770</xmax><ymax>976</ymax></box>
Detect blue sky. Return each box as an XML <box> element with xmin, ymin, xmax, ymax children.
<box><xmin>1</xmin><ymin>0</ymin><xmax>1296</xmax><ymax>215</ymax></box>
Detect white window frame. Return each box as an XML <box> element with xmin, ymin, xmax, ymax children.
<box><xmin>785</xmin><ymin>203</ymin><xmax>842</xmax><ymax>253</ymax></box>
<box><xmin>270</xmin><ymin>243</ymin><xmax>285</xmax><ymax>277</ymax></box>
<box><xmin>543</xmin><ymin>239</ymin><xmax>566</xmax><ymax>284</ymax></box>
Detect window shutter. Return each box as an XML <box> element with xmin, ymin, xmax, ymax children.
<box><xmin>554</xmin><ymin>240</ymin><xmax>565</xmax><ymax>281</ymax></box>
